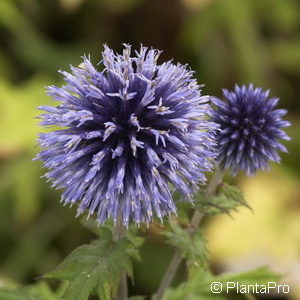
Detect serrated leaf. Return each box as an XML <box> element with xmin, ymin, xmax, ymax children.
<box><xmin>195</xmin><ymin>183</ymin><xmax>251</xmax><ymax>216</ymax></box>
<box><xmin>44</xmin><ymin>226</ymin><xmax>142</xmax><ymax>300</ymax></box>
<box><xmin>175</xmin><ymin>202</ymin><xmax>193</xmax><ymax>225</ymax></box>
<box><xmin>163</xmin><ymin>267</ymin><xmax>280</xmax><ymax>300</ymax></box>
<box><xmin>81</xmin><ymin>218</ymin><xmax>144</xmax><ymax>262</ymax></box>
<box><xmin>172</xmin><ymin>192</ymin><xmax>192</xmax><ymax>224</ymax></box>
<box><xmin>81</xmin><ymin>217</ymin><xmax>120</xmax><ymax>237</ymax></box>
<box><xmin>163</xmin><ymin>219</ymin><xmax>208</xmax><ymax>274</ymax></box>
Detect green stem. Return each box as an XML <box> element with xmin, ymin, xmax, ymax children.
<box><xmin>117</xmin><ymin>272</ymin><xmax>128</xmax><ymax>300</ymax></box>
<box><xmin>154</xmin><ymin>168</ymin><xmax>224</xmax><ymax>300</ymax></box>
<box><xmin>113</xmin><ymin>216</ymin><xmax>128</xmax><ymax>300</ymax></box>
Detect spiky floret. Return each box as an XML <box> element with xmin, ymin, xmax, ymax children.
<box><xmin>211</xmin><ymin>84</ymin><xmax>291</xmax><ymax>176</ymax></box>
<box><xmin>36</xmin><ymin>44</ymin><xmax>217</xmax><ymax>226</ymax></box>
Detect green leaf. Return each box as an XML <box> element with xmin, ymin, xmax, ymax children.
<box><xmin>28</xmin><ymin>281</ymin><xmax>59</xmax><ymax>300</ymax></box>
<box><xmin>125</xmin><ymin>228</ymin><xmax>144</xmax><ymax>262</ymax></box>
<box><xmin>163</xmin><ymin>219</ymin><xmax>208</xmax><ymax>275</ymax></box>
<box><xmin>0</xmin><ymin>289</ymin><xmax>40</xmax><ymax>300</ymax></box>
<box><xmin>163</xmin><ymin>269</ymin><xmax>226</xmax><ymax>300</ymax></box>
<box><xmin>80</xmin><ymin>217</ymin><xmax>111</xmax><ymax>237</ymax></box>
<box><xmin>81</xmin><ymin>217</ymin><xmax>144</xmax><ymax>262</ymax></box>
<box><xmin>0</xmin><ymin>281</ymin><xmax>58</xmax><ymax>300</ymax></box>
<box><xmin>216</xmin><ymin>266</ymin><xmax>280</xmax><ymax>289</ymax></box>
<box><xmin>174</xmin><ymin>198</ymin><xmax>193</xmax><ymax>225</ymax></box>
<box><xmin>164</xmin><ymin>267</ymin><xmax>280</xmax><ymax>300</ymax></box>
<box><xmin>44</xmin><ymin>226</ymin><xmax>143</xmax><ymax>300</ymax></box>
<box><xmin>195</xmin><ymin>183</ymin><xmax>251</xmax><ymax>216</ymax></box>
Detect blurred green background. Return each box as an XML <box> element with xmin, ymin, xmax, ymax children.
<box><xmin>0</xmin><ymin>0</ymin><xmax>299</xmax><ymax>299</ymax></box>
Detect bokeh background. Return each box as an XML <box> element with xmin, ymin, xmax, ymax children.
<box><xmin>0</xmin><ymin>0</ymin><xmax>299</xmax><ymax>299</ymax></box>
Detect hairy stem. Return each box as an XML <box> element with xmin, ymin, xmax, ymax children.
<box><xmin>155</xmin><ymin>168</ymin><xmax>224</xmax><ymax>300</ymax></box>
<box><xmin>113</xmin><ymin>216</ymin><xmax>128</xmax><ymax>300</ymax></box>
<box><xmin>116</xmin><ymin>272</ymin><xmax>128</xmax><ymax>300</ymax></box>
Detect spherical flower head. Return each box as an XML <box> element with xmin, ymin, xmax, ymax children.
<box><xmin>36</xmin><ymin>44</ymin><xmax>217</xmax><ymax>226</ymax></box>
<box><xmin>211</xmin><ymin>84</ymin><xmax>291</xmax><ymax>176</ymax></box>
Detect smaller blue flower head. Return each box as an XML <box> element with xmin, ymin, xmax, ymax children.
<box><xmin>211</xmin><ymin>84</ymin><xmax>291</xmax><ymax>176</ymax></box>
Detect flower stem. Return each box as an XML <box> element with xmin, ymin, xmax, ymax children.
<box><xmin>117</xmin><ymin>272</ymin><xmax>128</xmax><ymax>300</ymax></box>
<box><xmin>154</xmin><ymin>168</ymin><xmax>224</xmax><ymax>300</ymax></box>
<box><xmin>113</xmin><ymin>215</ymin><xmax>128</xmax><ymax>300</ymax></box>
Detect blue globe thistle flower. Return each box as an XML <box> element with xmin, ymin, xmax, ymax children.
<box><xmin>211</xmin><ymin>84</ymin><xmax>291</xmax><ymax>176</ymax></box>
<box><xmin>36</xmin><ymin>44</ymin><xmax>217</xmax><ymax>226</ymax></box>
